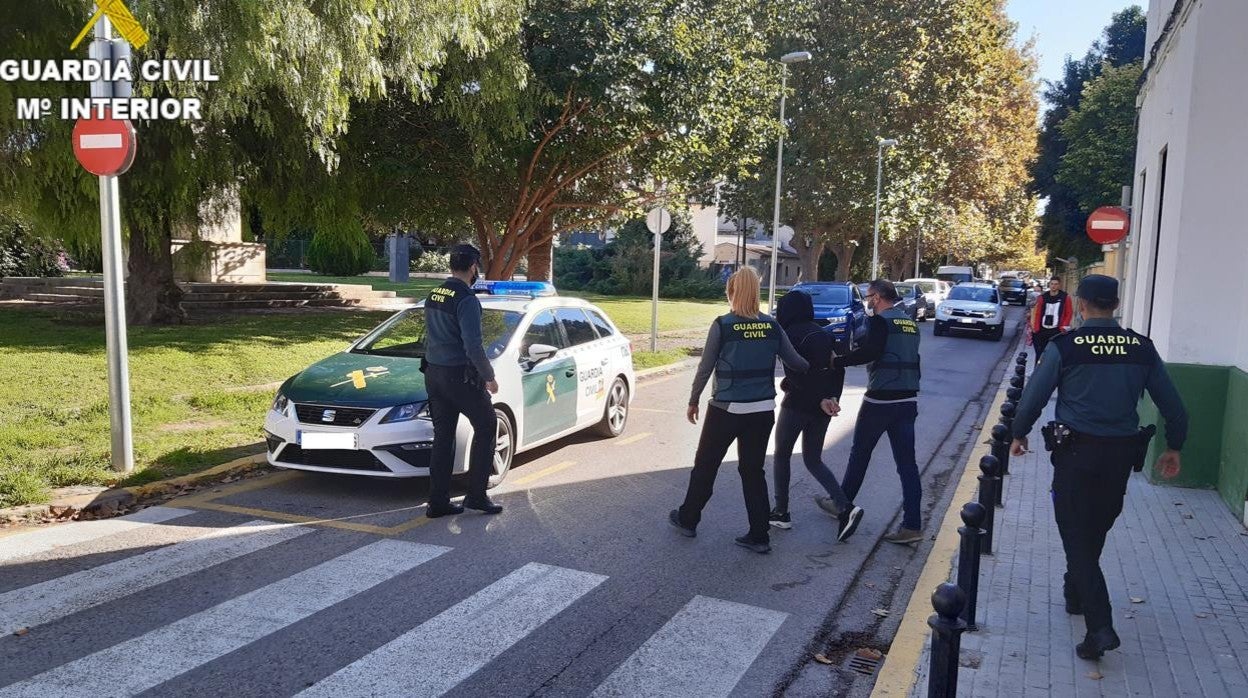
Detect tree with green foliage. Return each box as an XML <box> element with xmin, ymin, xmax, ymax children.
<box><xmin>1056</xmin><ymin>62</ymin><xmax>1144</xmax><ymax>213</ymax></box>
<box><xmin>355</xmin><ymin>0</ymin><xmax>784</xmax><ymax>281</ymax></box>
<box><xmin>1030</xmin><ymin>6</ymin><xmax>1146</xmax><ymax>264</ymax></box>
<box><xmin>0</xmin><ymin>0</ymin><xmax>522</xmax><ymax>322</ymax></box>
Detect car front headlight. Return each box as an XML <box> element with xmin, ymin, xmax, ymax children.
<box><xmin>826</xmin><ymin>315</ymin><xmax>848</xmax><ymax>325</ymax></box>
<box><xmin>381</xmin><ymin>401</ymin><xmax>431</xmax><ymax>424</ymax></box>
<box><xmin>985</xmin><ymin>310</ymin><xmax>998</xmax><ymax>318</ymax></box>
<box><xmin>271</xmin><ymin>392</ymin><xmax>289</xmax><ymax>415</ymax></box>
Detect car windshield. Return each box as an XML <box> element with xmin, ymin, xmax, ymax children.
<box><xmin>895</xmin><ymin>284</ymin><xmax>915</xmax><ymax>297</ymax></box>
<box><xmin>948</xmin><ymin>286</ymin><xmax>998</xmax><ymax>303</ymax></box>
<box><xmin>797</xmin><ymin>286</ymin><xmax>851</xmax><ymax>305</ymax></box>
<box><xmin>352</xmin><ymin>308</ymin><xmax>523</xmax><ymax>358</ymax></box>
<box><xmin>914</xmin><ymin>281</ymin><xmax>936</xmax><ymax>293</ymax></box>
<box><xmin>1000</xmin><ymin>280</ymin><xmax>1025</xmax><ymax>288</ymax></box>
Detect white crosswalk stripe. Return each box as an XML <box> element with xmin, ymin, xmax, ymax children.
<box><xmin>591</xmin><ymin>595</ymin><xmax>788</xmax><ymax>698</ymax></box>
<box><xmin>0</xmin><ymin>506</ymin><xmax>194</xmax><ymax>563</ymax></box>
<box><xmin>0</xmin><ymin>539</ymin><xmax>449</xmax><ymax>698</ymax></box>
<box><xmin>300</xmin><ymin>562</ymin><xmax>607</xmax><ymax>697</ymax></box>
<box><xmin>0</xmin><ymin>520</ymin><xmax>310</xmax><ymax>634</ymax></box>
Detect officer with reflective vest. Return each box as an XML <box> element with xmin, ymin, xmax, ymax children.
<box><xmin>1011</xmin><ymin>274</ymin><xmax>1187</xmax><ymax>661</ymax></box>
<box><xmin>422</xmin><ymin>244</ymin><xmax>504</xmax><ymax>518</ymax></box>
<box><xmin>669</xmin><ymin>267</ymin><xmax>810</xmax><ymax>554</ymax></box>
<box><xmin>834</xmin><ymin>279</ymin><xmax>923</xmax><ymax>545</ymax></box>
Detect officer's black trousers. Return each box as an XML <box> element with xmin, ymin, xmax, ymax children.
<box><xmin>426</xmin><ymin>363</ymin><xmax>497</xmax><ymax>506</ymax></box>
<box><xmin>1050</xmin><ymin>439</ymin><xmax>1135</xmax><ymax>634</ymax></box>
<box><xmin>679</xmin><ymin>405</ymin><xmax>774</xmax><ymax>541</ymax></box>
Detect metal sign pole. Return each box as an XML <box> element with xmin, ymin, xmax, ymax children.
<box><xmin>93</xmin><ymin>13</ymin><xmax>135</xmax><ymax>472</ymax></box>
<box><xmin>651</xmin><ymin>228</ymin><xmax>661</xmax><ymax>353</ymax></box>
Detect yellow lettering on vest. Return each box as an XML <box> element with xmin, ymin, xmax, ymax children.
<box><xmin>1074</xmin><ymin>336</ymin><xmax>1084</xmax><ymax>345</ymax></box>
<box><xmin>743</xmin><ymin>331</ymin><xmax>766</xmax><ymax>339</ymax></box>
<box><xmin>732</xmin><ymin>322</ymin><xmax>770</xmax><ymax>332</ymax></box>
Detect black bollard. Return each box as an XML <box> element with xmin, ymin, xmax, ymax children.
<box><xmin>1017</xmin><ymin>351</ymin><xmax>1027</xmax><ymax>363</ymax></box>
<box><xmin>927</xmin><ymin>583</ymin><xmax>968</xmax><ymax>698</ymax></box>
<box><xmin>977</xmin><ymin>454</ymin><xmax>1000</xmax><ymax>553</ymax></box>
<box><xmin>957</xmin><ymin>502</ymin><xmax>987</xmax><ymax>631</ymax></box>
<box><xmin>991</xmin><ymin>423</ymin><xmax>1011</xmax><ymax>483</ymax></box>
<box><xmin>1009</xmin><ymin>374</ymin><xmax>1024</xmax><ymax>390</ymax></box>
<box><xmin>1006</xmin><ymin>386</ymin><xmax>1022</xmax><ymax>402</ymax></box>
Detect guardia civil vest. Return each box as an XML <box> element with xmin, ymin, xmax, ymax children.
<box><xmin>713</xmin><ymin>313</ymin><xmax>782</xmax><ymax>403</ymax></box>
<box><xmin>423</xmin><ymin>278</ymin><xmax>473</xmax><ymax>368</ymax></box>
<box><xmin>867</xmin><ymin>307</ymin><xmax>921</xmax><ymax>393</ymax></box>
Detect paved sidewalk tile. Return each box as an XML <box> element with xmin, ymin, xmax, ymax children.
<box><xmin>911</xmin><ymin>391</ymin><xmax>1248</xmax><ymax>697</ymax></box>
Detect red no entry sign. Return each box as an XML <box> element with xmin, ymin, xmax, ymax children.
<box><xmin>1086</xmin><ymin>206</ymin><xmax>1130</xmax><ymax>245</ymax></box>
<box><xmin>72</xmin><ymin>109</ymin><xmax>137</xmax><ymax>176</ymax></box>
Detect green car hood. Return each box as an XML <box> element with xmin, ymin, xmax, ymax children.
<box><xmin>284</xmin><ymin>352</ymin><xmax>426</xmax><ymax>408</ymax></box>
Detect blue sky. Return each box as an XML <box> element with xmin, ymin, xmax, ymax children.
<box><xmin>1005</xmin><ymin>0</ymin><xmax>1144</xmax><ymax>90</ymax></box>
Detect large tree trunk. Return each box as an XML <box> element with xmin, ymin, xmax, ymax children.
<box><xmin>794</xmin><ymin>239</ymin><xmax>825</xmax><ymax>284</ymax></box>
<box><xmin>526</xmin><ymin>229</ymin><xmax>553</xmax><ymax>282</ymax></box>
<box><xmin>127</xmin><ymin>222</ymin><xmax>186</xmax><ymax>325</ymax></box>
<box><xmin>832</xmin><ymin>241</ymin><xmax>856</xmax><ymax>282</ymax></box>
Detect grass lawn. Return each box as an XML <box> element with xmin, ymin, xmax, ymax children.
<box><xmin>0</xmin><ymin>307</ymin><xmax>389</xmax><ymax>507</ymax></box>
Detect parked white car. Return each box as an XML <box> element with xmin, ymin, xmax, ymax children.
<box><xmin>263</xmin><ymin>283</ymin><xmax>635</xmax><ymax>487</ymax></box>
<box><xmin>933</xmin><ymin>282</ymin><xmax>1004</xmax><ymax>341</ymax></box>
<box><xmin>904</xmin><ymin>278</ymin><xmax>951</xmax><ymax>307</ymax></box>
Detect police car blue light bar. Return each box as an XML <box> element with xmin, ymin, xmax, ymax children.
<box><xmin>472</xmin><ymin>280</ymin><xmax>558</xmax><ymax>297</ymax></box>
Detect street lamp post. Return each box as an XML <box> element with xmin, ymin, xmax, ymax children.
<box><xmin>871</xmin><ymin>138</ymin><xmax>898</xmax><ymax>280</ymax></box>
<box><xmin>768</xmin><ymin>50</ymin><xmax>812</xmax><ymax>311</ymax></box>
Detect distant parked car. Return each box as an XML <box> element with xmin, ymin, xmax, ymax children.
<box><xmin>997</xmin><ymin>278</ymin><xmax>1028</xmax><ymax>306</ymax></box>
<box><xmin>790</xmin><ymin>281</ymin><xmax>869</xmax><ymax>353</ymax></box>
<box><xmin>904</xmin><ymin>278</ymin><xmax>950</xmax><ymax>307</ymax></box>
<box><xmin>893</xmin><ymin>282</ymin><xmax>930</xmax><ymax>322</ymax></box>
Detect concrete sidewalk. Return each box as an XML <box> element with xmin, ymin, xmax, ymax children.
<box><xmin>910</xmin><ymin>396</ymin><xmax>1248</xmax><ymax>696</ymax></box>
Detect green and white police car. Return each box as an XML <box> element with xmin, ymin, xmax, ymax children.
<box><xmin>264</xmin><ymin>282</ymin><xmax>635</xmax><ymax>487</ymax></box>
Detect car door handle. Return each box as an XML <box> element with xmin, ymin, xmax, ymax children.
<box><xmin>565</xmin><ymin>369</ymin><xmax>576</xmax><ymax>378</ymax></box>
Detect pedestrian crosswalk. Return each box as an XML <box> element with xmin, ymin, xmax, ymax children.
<box><xmin>0</xmin><ymin>509</ymin><xmax>790</xmax><ymax>697</ymax></box>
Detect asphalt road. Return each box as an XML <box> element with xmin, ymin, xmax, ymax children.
<box><xmin>0</xmin><ymin>307</ymin><xmax>1025</xmax><ymax>697</ymax></box>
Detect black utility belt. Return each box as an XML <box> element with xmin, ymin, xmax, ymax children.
<box><xmin>1041</xmin><ymin>421</ymin><xmax>1157</xmax><ymax>472</ymax></box>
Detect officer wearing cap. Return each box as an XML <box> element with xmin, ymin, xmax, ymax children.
<box><xmin>422</xmin><ymin>244</ymin><xmax>503</xmax><ymax>518</ymax></box>
<box><xmin>1010</xmin><ymin>274</ymin><xmax>1188</xmax><ymax>661</ymax></box>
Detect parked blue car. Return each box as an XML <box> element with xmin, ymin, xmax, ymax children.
<box><xmin>787</xmin><ymin>281</ymin><xmax>869</xmax><ymax>353</ymax></box>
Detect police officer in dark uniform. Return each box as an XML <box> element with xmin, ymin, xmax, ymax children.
<box><xmin>422</xmin><ymin>244</ymin><xmax>504</xmax><ymax>518</ymax></box>
<box><xmin>1011</xmin><ymin>274</ymin><xmax>1187</xmax><ymax>660</ymax></box>
<box><xmin>669</xmin><ymin>267</ymin><xmax>810</xmax><ymax>554</ymax></box>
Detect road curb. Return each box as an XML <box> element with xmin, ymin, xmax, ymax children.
<box><xmin>635</xmin><ymin>357</ymin><xmax>698</xmax><ymax>382</ymax></box>
<box><xmin>869</xmin><ymin>338</ymin><xmax>1023</xmax><ymax>697</ymax></box>
<box><xmin>1</xmin><ymin>452</ymin><xmax>269</xmax><ymax>524</ymax></box>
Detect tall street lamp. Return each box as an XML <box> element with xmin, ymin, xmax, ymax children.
<box><xmin>871</xmin><ymin>137</ymin><xmax>899</xmax><ymax>280</ymax></box>
<box><xmin>768</xmin><ymin>50</ymin><xmax>812</xmax><ymax>310</ymax></box>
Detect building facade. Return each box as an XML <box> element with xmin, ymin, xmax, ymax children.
<box><xmin>1125</xmin><ymin>0</ymin><xmax>1248</xmax><ymax>520</ymax></box>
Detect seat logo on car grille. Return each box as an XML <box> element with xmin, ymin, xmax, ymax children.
<box><xmin>322</xmin><ymin>409</ymin><xmax>337</xmax><ymax>422</ymax></box>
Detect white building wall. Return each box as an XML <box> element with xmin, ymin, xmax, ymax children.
<box><xmin>690</xmin><ymin>204</ymin><xmax>719</xmax><ymax>267</ymax></box>
<box><xmin>1127</xmin><ymin>0</ymin><xmax>1248</xmax><ymax>370</ymax></box>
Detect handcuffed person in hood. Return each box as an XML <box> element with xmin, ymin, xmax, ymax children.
<box><xmin>769</xmin><ymin>290</ymin><xmax>865</xmax><ymax>541</ymax></box>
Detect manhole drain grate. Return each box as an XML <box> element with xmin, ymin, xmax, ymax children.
<box><xmin>847</xmin><ymin>649</ymin><xmax>883</xmax><ymax>676</ymax></box>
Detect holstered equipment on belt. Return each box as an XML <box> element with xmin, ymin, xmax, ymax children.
<box><xmin>1041</xmin><ymin>421</ymin><xmax>1157</xmax><ymax>472</ymax></box>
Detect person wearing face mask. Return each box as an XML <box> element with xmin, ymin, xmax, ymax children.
<box><xmin>422</xmin><ymin>243</ymin><xmax>503</xmax><ymax>518</ymax></box>
<box><xmin>1010</xmin><ymin>274</ymin><xmax>1187</xmax><ymax>661</ymax></box>
<box><xmin>833</xmin><ymin>279</ymin><xmax>923</xmax><ymax>545</ymax></box>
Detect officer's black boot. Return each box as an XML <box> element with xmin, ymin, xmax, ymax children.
<box><xmin>426</xmin><ymin>502</ymin><xmax>465</xmax><ymax>518</ymax></box>
<box><xmin>463</xmin><ymin>496</ymin><xmax>503</xmax><ymax>515</ymax></box>
<box><xmin>1076</xmin><ymin>626</ymin><xmax>1120</xmax><ymax>659</ymax></box>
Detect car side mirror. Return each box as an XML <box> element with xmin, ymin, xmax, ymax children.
<box><xmin>527</xmin><ymin>343</ymin><xmax>559</xmax><ymax>365</ymax></box>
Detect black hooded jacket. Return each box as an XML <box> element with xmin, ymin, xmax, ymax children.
<box><xmin>776</xmin><ymin>291</ymin><xmax>845</xmax><ymax>414</ymax></box>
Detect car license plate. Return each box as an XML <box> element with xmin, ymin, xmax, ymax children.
<box><xmin>958</xmin><ymin>318</ymin><xmax>975</xmax><ymax>324</ymax></box>
<box><xmin>297</xmin><ymin>431</ymin><xmax>356</xmax><ymax>450</ymax></box>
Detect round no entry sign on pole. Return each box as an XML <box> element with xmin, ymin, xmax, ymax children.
<box><xmin>1086</xmin><ymin>206</ymin><xmax>1130</xmax><ymax>245</ymax></box>
<box><xmin>73</xmin><ymin>109</ymin><xmax>137</xmax><ymax>176</ymax></box>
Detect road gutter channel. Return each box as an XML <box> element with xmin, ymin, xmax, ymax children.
<box><xmin>776</xmin><ymin>327</ymin><xmax>1025</xmax><ymax>697</ymax></box>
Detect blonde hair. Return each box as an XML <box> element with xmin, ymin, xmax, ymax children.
<box><xmin>726</xmin><ymin>267</ymin><xmax>762</xmax><ymax>319</ymax></box>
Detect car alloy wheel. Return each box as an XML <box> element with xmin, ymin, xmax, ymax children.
<box><xmin>489</xmin><ymin>408</ymin><xmax>515</xmax><ymax>488</ymax></box>
<box><xmin>595</xmin><ymin>377</ymin><xmax>630</xmax><ymax>437</ymax></box>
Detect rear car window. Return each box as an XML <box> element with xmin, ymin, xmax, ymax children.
<box><xmin>588</xmin><ymin>310</ymin><xmax>615</xmax><ymax>338</ymax></box>
<box><xmin>555</xmin><ymin>308</ymin><xmax>599</xmax><ymax>346</ymax></box>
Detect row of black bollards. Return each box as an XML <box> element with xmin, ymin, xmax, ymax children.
<box><xmin>925</xmin><ymin>351</ymin><xmax>1028</xmax><ymax>696</ymax></box>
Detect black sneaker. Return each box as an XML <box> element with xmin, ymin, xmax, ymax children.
<box><xmin>426</xmin><ymin>503</ymin><xmax>465</xmax><ymax>519</ymax></box>
<box><xmin>668</xmin><ymin>509</ymin><xmax>696</xmax><ymax>537</ymax></box>
<box><xmin>768</xmin><ymin>509</ymin><xmax>792</xmax><ymax>530</ymax></box>
<box><xmin>734</xmin><ymin>535</ymin><xmax>771</xmax><ymax>554</ymax></box>
<box><xmin>463</xmin><ymin>497</ymin><xmax>503</xmax><ymax>515</ymax></box>
<box><xmin>837</xmin><ymin>506</ymin><xmax>865</xmax><ymax>542</ymax></box>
